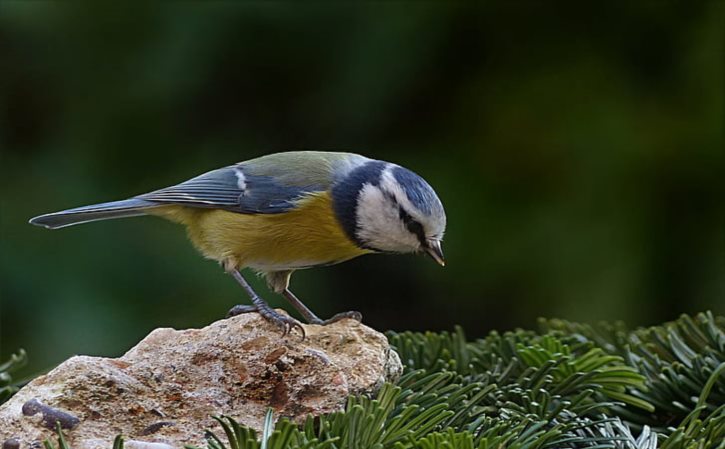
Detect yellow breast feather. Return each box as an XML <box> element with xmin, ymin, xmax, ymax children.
<box><xmin>151</xmin><ymin>192</ymin><xmax>370</xmax><ymax>271</ymax></box>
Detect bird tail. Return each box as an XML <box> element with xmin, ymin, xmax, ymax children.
<box><xmin>29</xmin><ymin>198</ymin><xmax>161</xmax><ymax>229</ymax></box>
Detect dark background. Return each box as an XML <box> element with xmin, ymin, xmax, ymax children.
<box><xmin>1</xmin><ymin>2</ymin><xmax>723</xmax><ymax>375</ymax></box>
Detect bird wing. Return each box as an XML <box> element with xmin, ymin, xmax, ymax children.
<box><xmin>137</xmin><ymin>152</ymin><xmax>366</xmax><ymax>214</ymax></box>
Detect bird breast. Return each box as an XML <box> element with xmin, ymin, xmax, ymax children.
<box><xmin>154</xmin><ymin>191</ymin><xmax>371</xmax><ymax>271</ymax></box>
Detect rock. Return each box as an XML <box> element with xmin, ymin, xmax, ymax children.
<box><xmin>0</xmin><ymin>312</ymin><xmax>402</xmax><ymax>448</ymax></box>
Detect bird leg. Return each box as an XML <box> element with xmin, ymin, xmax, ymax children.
<box><xmin>281</xmin><ymin>289</ymin><xmax>363</xmax><ymax>325</ymax></box>
<box><xmin>225</xmin><ymin>269</ymin><xmax>305</xmax><ymax>338</ymax></box>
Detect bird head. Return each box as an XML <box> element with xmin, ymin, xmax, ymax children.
<box><xmin>332</xmin><ymin>160</ymin><xmax>446</xmax><ymax>266</ymax></box>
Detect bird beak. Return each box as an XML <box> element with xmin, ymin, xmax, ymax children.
<box><xmin>424</xmin><ymin>239</ymin><xmax>446</xmax><ymax>267</ymax></box>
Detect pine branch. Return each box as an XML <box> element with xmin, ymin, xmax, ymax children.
<box><xmin>541</xmin><ymin>312</ymin><xmax>725</xmax><ymax>430</ymax></box>
<box><xmin>0</xmin><ymin>349</ymin><xmax>27</xmax><ymax>405</ymax></box>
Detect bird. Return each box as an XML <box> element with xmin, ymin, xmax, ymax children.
<box><xmin>29</xmin><ymin>151</ymin><xmax>447</xmax><ymax>336</ymax></box>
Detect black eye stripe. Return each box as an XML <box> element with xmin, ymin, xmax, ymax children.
<box><xmin>382</xmin><ymin>190</ymin><xmax>427</xmax><ymax>246</ymax></box>
<box><xmin>383</xmin><ymin>190</ymin><xmax>397</xmax><ymax>203</ymax></box>
<box><xmin>398</xmin><ymin>206</ymin><xmax>426</xmax><ymax>245</ymax></box>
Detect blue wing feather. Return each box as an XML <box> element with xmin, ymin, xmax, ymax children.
<box><xmin>137</xmin><ymin>165</ymin><xmax>325</xmax><ymax>214</ymax></box>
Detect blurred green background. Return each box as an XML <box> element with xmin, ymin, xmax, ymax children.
<box><xmin>1</xmin><ymin>2</ymin><xmax>723</xmax><ymax>375</ymax></box>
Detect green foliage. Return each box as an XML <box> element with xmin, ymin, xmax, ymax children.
<box><xmin>0</xmin><ymin>349</ymin><xmax>27</xmax><ymax>405</ymax></box>
<box><xmin>391</xmin><ymin>325</ymin><xmax>652</xmax><ymax>416</ymax></box>
<box><xmin>44</xmin><ymin>423</ymin><xmax>71</xmax><ymax>449</ymax></box>
<box><xmin>541</xmin><ymin>311</ymin><xmax>725</xmax><ymax>429</ymax></box>
<box><xmin>41</xmin><ymin>312</ymin><xmax>725</xmax><ymax>448</ymax></box>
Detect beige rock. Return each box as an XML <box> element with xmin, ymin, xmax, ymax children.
<box><xmin>0</xmin><ymin>312</ymin><xmax>402</xmax><ymax>448</ymax></box>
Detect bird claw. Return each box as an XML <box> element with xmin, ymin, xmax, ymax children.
<box><xmin>226</xmin><ymin>304</ymin><xmax>305</xmax><ymax>339</ymax></box>
<box><xmin>226</xmin><ymin>304</ymin><xmax>257</xmax><ymax>318</ymax></box>
<box><xmin>273</xmin><ymin>314</ymin><xmax>306</xmax><ymax>339</ymax></box>
<box><xmin>256</xmin><ymin>307</ymin><xmax>305</xmax><ymax>339</ymax></box>
<box><xmin>318</xmin><ymin>310</ymin><xmax>363</xmax><ymax>325</ymax></box>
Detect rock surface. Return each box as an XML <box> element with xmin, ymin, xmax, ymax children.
<box><xmin>0</xmin><ymin>312</ymin><xmax>402</xmax><ymax>448</ymax></box>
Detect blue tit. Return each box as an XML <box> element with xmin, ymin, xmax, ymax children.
<box><xmin>29</xmin><ymin>151</ymin><xmax>447</xmax><ymax>335</ymax></box>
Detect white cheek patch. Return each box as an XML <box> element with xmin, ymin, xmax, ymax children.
<box><xmin>355</xmin><ymin>183</ymin><xmax>420</xmax><ymax>253</ymax></box>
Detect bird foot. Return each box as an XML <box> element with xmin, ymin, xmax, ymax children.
<box><xmin>310</xmin><ymin>310</ymin><xmax>363</xmax><ymax>325</ymax></box>
<box><xmin>226</xmin><ymin>304</ymin><xmax>257</xmax><ymax>317</ymax></box>
<box><xmin>226</xmin><ymin>304</ymin><xmax>305</xmax><ymax>339</ymax></box>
